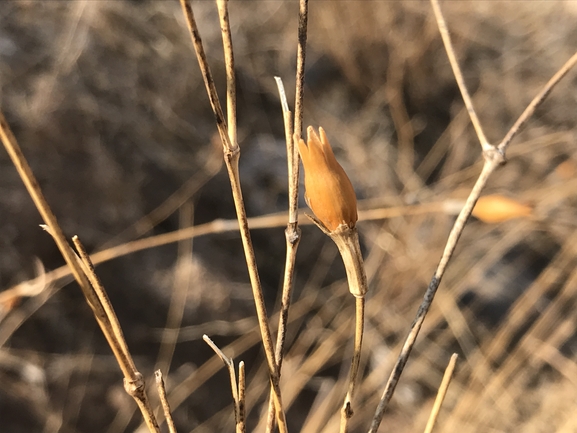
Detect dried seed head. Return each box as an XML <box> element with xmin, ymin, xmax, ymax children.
<box><xmin>472</xmin><ymin>194</ymin><xmax>533</xmax><ymax>223</ymax></box>
<box><xmin>297</xmin><ymin>126</ymin><xmax>358</xmax><ymax>232</ymax></box>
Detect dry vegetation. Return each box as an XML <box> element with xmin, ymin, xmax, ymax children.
<box><xmin>1</xmin><ymin>1</ymin><xmax>577</xmax><ymax>432</ymax></box>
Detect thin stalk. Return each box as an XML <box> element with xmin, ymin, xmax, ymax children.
<box><xmin>265</xmin><ymin>77</ymin><xmax>301</xmax><ymax>433</ymax></box>
<box><xmin>0</xmin><ymin>201</ymin><xmax>454</xmax><ymax>318</ymax></box>
<box><xmin>178</xmin><ymin>1</ymin><xmax>287</xmax><ymax>430</ymax></box>
<box><xmin>203</xmin><ymin>335</ymin><xmax>245</xmax><ymax>433</ymax></box>
<box><xmin>368</xmin><ymin>156</ymin><xmax>499</xmax><ymax>433</ymax></box>
<box><xmin>178</xmin><ymin>0</ymin><xmax>234</xmax><ymax>153</ymax></box>
<box><xmin>305</xmin><ymin>218</ymin><xmax>368</xmax><ymax>430</ymax></box>
<box><xmin>0</xmin><ymin>111</ymin><xmax>159</xmax><ymax>433</ymax></box>
<box><xmin>71</xmin><ymin>236</ymin><xmax>137</xmax><ymax>375</ymax></box>
<box><xmin>423</xmin><ymin>354</ymin><xmax>458</xmax><ymax>433</ymax></box>
<box><xmin>264</xmin><ymin>0</ymin><xmax>310</xmax><ymax>428</ymax></box>
<box><xmin>497</xmin><ymin>50</ymin><xmax>577</xmax><ymax>154</ymax></box>
<box><xmin>340</xmin><ymin>297</ymin><xmax>365</xmax><ymax>433</ymax></box>
<box><xmin>72</xmin><ymin>237</ymin><xmax>160</xmax><ymax>432</ymax></box>
<box><xmin>238</xmin><ymin>362</ymin><xmax>246</xmax><ymax>433</ymax></box>
<box><xmin>294</xmin><ymin>0</ymin><xmax>309</xmax><ymax>139</ymax></box>
<box><xmin>368</xmin><ymin>2</ymin><xmax>577</xmax><ymax>430</ymax></box>
<box><xmin>217</xmin><ymin>0</ymin><xmax>237</xmax><ymax>148</ymax></box>
<box><xmin>155</xmin><ymin>370</ymin><xmax>177</xmax><ymax>433</ymax></box>
<box><xmin>431</xmin><ymin>0</ymin><xmax>489</xmax><ymax>151</ymax></box>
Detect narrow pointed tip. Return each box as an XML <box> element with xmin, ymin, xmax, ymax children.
<box><xmin>317</xmin><ymin>127</ymin><xmax>333</xmax><ymax>153</ymax></box>
<box><xmin>307</xmin><ymin>125</ymin><xmax>319</xmax><ymax>144</ymax></box>
<box><xmin>296</xmin><ymin>135</ymin><xmax>309</xmax><ymax>165</ymax></box>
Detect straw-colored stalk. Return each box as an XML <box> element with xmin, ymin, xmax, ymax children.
<box><xmin>367</xmin><ymin>1</ymin><xmax>577</xmax><ymax>431</ymax></box>
<box><xmin>296</xmin><ymin>126</ymin><xmax>368</xmax><ymax>432</ymax></box>
<box><xmin>178</xmin><ymin>0</ymin><xmax>288</xmax><ymax>430</ymax></box>
<box><xmin>0</xmin><ymin>112</ymin><xmax>160</xmax><ymax>432</ymax></box>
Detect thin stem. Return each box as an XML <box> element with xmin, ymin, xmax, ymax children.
<box><xmin>0</xmin><ymin>111</ymin><xmax>93</xmax><ymax>328</ymax></box>
<box><xmin>431</xmin><ymin>0</ymin><xmax>490</xmax><ymax>151</ymax></box>
<box><xmin>275</xmin><ymin>77</ymin><xmax>299</xmax><ymax>226</ymax></box>
<box><xmin>203</xmin><ymin>335</ymin><xmax>242</xmax><ymax>432</ymax></box>
<box><xmin>238</xmin><ymin>362</ymin><xmax>246</xmax><ymax>433</ymax></box>
<box><xmin>178</xmin><ymin>0</ymin><xmax>234</xmax><ymax>153</ymax></box>
<box><xmin>276</xmin><ymin>81</ymin><xmax>297</xmax><ymax>316</ymax></box>
<box><xmin>329</xmin><ymin>227</ymin><xmax>368</xmax><ymax>299</ymax></box>
<box><xmin>72</xmin><ymin>237</ymin><xmax>160</xmax><ymax>433</ymax></box>
<box><xmin>224</xmin><ymin>139</ymin><xmax>288</xmax><ymax>433</ymax></box>
<box><xmin>293</xmin><ymin>0</ymin><xmax>309</xmax><ymax>140</ymax></box>
<box><xmin>265</xmin><ymin>77</ymin><xmax>302</xmax><ymax>433</ymax></box>
<box><xmin>1</xmin><ymin>200</ymin><xmax>453</xmax><ymax>314</ymax></box>
<box><xmin>155</xmin><ymin>370</ymin><xmax>177</xmax><ymax>433</ymax></box>
<box><xmin>368</xmin><ymin>159</ymin><xmax>498</xmax><ymax>433</ymax></box>
<box><xmin>72</xmin><ymin>236</ymin><xmax>137</xmax><ymax>376</ymax></box>
<box><xmin>369</xmin><ymin>8</ymin><xmax>577</xmax><ymax>432</ymax></box>
<box><xmin>217</xmin><ymin>0</ymin><xmax>237</xmax><ymax>148</ymax></box>
<box><xmin>340</xmin><ymin>297</ymin><xmax>365</xmax><ymax>433</ymax></box>
<box><xmin>498</xmin><ymin>51</ymin><xmax>577</xmax><ymax>153</ymax></box>
<box><xmin>423</xmin><ymin>354</ymin><xmax>458</xmax><ymax>433</ymax></box>
<box><xmin>0</xmin><ymin>110</ymin><xmax>159</xmax><ymax>433</ymax></box>
<box><xmin>178</xmin><ymin>3</ymin><xmax>287</xmax><ymax>430</ymax></box>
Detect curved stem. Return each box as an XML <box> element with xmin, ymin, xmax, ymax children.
<box><xmin>340</xmin><ymin>296</ymin><xmax>365</xmax><ymax>433</ymax></box>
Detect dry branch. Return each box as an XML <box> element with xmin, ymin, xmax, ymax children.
<box><xmin>203</xmin><ymin>335</ymin><xmax>245</xmax><ymax>433</ymax></box>
<box><xmin>368</xmin><ymin>1</ymin><xmax>577</xmax><ymax>431</ymax></box>
<box><xmin>423</xmin><ymin>353</ymin><xmax>458</xmax><ymax>433</ymax></box>
<box><xmin>177</xmin><ymin>1</ymin><xmax>287</xmax><ymax>430</ymax></box>
<box><xmin>0</xmin><ymin>112</ymin><xmax>160</xmax><ymax>433</ymax></box>
<box><xmin>155</xmin><ymin>370</ymin><xmax>177</xmax><ymax>433</ymax></box>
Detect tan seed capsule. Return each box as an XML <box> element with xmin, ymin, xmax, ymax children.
<box><xmin>297</xmin><ymin>126</ymin><xmax>358</xmax><ymax>232</ymax></box>
<box><xmin>472</xmin><ymin>194</ymin><xmax>533</xmax><ymax>224</ymax></box>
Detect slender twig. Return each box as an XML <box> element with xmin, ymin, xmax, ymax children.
<box><xmin>275</xmin><ymin>77</ymin><xmax>299</xmax><ymax>227</ymax></box>
<box><xmin>238</xmin><ymin>361</ymin><xmax>246</xmax><ymax>433</ymax></box>
<box><xmin>203</xmin><ymin>335</ymin><xmax>244</xmax><ymax>433</ymax></box>
<box><xmin>340</xmin><ymin>297</ymin><xmax>365</xmax><ymax>433</ymax></box>
<box><xmin>155</xmin><ymin>370</ymin><xmax>177</xmax><ymax>433</ymax></box>
<box><xmin>368</xmin><ymin>2</ymin><xmax>577</xmax><ymax>431</ymax></box>
<box><xmin>178</xmin><ymin>1</ymin><xmax>287</xmax><ymax>430</ymax></box>
<box><xmin>367</xmin><ymin>107</ymin><xmax>499</xmax><ymax>433</ymax></box>
<box><xmin>0</xmin><ymin>201</ymin><xmax>454</xmax><ymax>314</ymax></box>
<box><xmin>265</xmin><ymin>77</ymin><xmax>301</xmax><ymax>433</ymax></box>
<box><xmin>178</xmin><ymin>0</ymin><xmax>233</xmax><ymax>153</ymax></box>
<box><xmin>72</xmin><ymin>236</ymin><xmax>160</xmax><ymax>432</ymax></box>
<box><xmin>0</xmin><ymin>110</ymin><xmax>159</xmax><ymax>433</ymax></box>
<box><xmin>293</xmin><ymin>0</ymin><xmax>309</xmax><ymax>140</ymax></box>
<box><xmin>217</xmin><ymin>0</ymin><xmax>237</xmax><ymax>148</ymax></box>
<box><xmin>263</xmin><ymin>9</ymin><xmax>310</xmax><ymax>420</ymax></box>
<box><xmin>0</xmin><ymin>111</ymin><xmax>94</xmax><ymax>328</ymax></box>
<box><xmin>431</xmin><ymin>0</ymin><xmax>490</xmax><ymax>151</ymax></box>
<box><xmin>497</xmin><ymin>51</ymin><xmax>577</xmax><ymax>153</ymax></box>
<box><xmin>423</xmin><ymin>354</ymin><xmax>458</xmax><ymax>433</ymax></box>
<box><xmin>71</xmin><ymin>236</ymin><xmax>137</xmax><ymax>375</ymax></box>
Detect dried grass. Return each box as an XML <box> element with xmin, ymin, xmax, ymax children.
<box><xmin>1</xmin><ymin>1</ymin><xmax>577</xmax><ymax>432</ymax></box>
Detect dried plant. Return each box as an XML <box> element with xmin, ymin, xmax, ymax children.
<box><xmin>1</xmin><ymin>1</ymin><xmax>577</xmax><ymax>433</ymax></box>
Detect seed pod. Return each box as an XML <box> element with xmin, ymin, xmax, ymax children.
<box><xmin>297</xmin><ymin>126</ymin><xmax>358</xmax><ymax>232</ymax></box>
<box><xmin>472</xmin><ymin>194</ymin><xmax>533</xmax><ymax>224</ymax></box>
<box><xmin>297</xmin><ymin>126</ymin><xmax>367</xmax><ymax>298</ymax></box>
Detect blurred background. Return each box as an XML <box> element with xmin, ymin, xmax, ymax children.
<box><xmin>1</xmin><ymin>1</ymin><xmax>577</xmax><ymax>432</ymax></box>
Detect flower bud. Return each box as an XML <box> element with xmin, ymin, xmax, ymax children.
<box><xmin>297</xmin><ymin>126</ymin><xmax>358</xmax><ymax>232</ymax></box>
